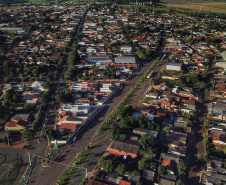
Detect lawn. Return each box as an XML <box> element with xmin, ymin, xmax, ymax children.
<box><xmin>0</xmin><ymin>160</ymin><xmax>22</xmax><ymax>185</ymax></box>
<box><xmin>18</xmin><ymin>155</ymin><xmax>36</xmax><ymax>185</ymax></box>
<box><xmin>0</xmin><ymin>153</ymin><xmax>5</xmax><ymax>164</ymax></box>
<box><xmin>57</xmin><ymin>146</ymin><xmax>94</xmax><ymax>185</ymax></box>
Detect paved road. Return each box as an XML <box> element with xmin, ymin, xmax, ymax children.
<box><xmin>68</xmin><ymin>46</ymin><xmax>171</xmax><ymax>185</ymax></box>
<box><xmin>28</xmin><ymin>42</ymin><xmax>169</xmax><ymax>185</ymax></box>
<box><xmin>187</xmin><ymin>75</ymin><xmax>211</xmax><ymax>184</ymax></box>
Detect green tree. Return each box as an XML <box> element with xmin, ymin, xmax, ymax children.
<box><xmin>204</xmin><ymin>120</ymin><xmax>210</xmax><ymax>130</ymax></box>
<box><xmin>176</xmin><ymin>179</ymin><xmax>187</xmax><ymax>185</ymax></box>
<box><xmin>138</xmin><ymin>158</ymin><xmax>149</xmax><ymax>171</ymax></box>
<box><xmin>202</xmin><ymin>133</ymin><xmax>209</xmax><ymax>144</ymax></box>
<box><xmin>39</xmin><ymin>92</ymin><xmax>49</xmax><ymax>104</ymax></box>
<box><xmin>119</xmin><ymin>134</ymin><xmax>127</xmax><ymax>141</ymax></box>
<box><xmin>115</xmin><ymin>164</ymin><xmax>126</xmax><ymax>175</ymax></box>
<box><xmin>4</xmin><ymin>89</ymin><xmax>15</xmax><ymax>102</ymax></box>
<box><xmin>158</xmin><ymin>165</ymin><xmax>166</xmax><ymax>176</ymax></box>
<box><xmin>118</xmin><ymin>105</ymin><xmax>134</xmax><ymax>118</ymax></box>
<box><xmin>177</xmin><ymin>159</ymin><xmax>187</xmax><ymax>175</ymax></box>
<box><xmin>22</xmin><ymin>129</ymin><xmax>35</xmax><ymax>143</ymax></box>
<box><xmin>150</xmin><ymin>162</ymin><xmax>156</xmax><ymax>170</ymax></box>
<box><xmin>163</xmin><ymin>126</ymin><xmax>170</xmax><ymax>134</ymax></box>
<box><xmin>98</xmin><ymin>157</ymin><xmax>115</xmax><ymax>173</ymax></box>
<box><xmin>139</xmin><ymin>134</ymin><xmax>158</xmax><ymax>152</ymax></box>
<box><xmin>110</xmin><ymin>125</ymin><xmax>121</xmax><ymax>139</ymax></box>
<box><xmin>135</xmin><ymin>114</ymin><xmax>150</xmax><ymax>129</ymax></box>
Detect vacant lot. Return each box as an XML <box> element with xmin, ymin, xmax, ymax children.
<box><xmin>166</xmin><ymin>2</ymin><xmax>226</xmax><ymax>13</ymax></box>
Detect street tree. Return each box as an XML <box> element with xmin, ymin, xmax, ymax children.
<box><xmin>204</xmin><ymin>120</ymin><xmax>210</xmax><ymax>130</ymax></box>
<box><xmin>22</xmin><ymin>129</ymin><xmax>35</xmax><ymax>143</ymax></box>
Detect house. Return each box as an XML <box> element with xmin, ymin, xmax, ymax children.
<box><xmin>5</xmin><ymin>120</ymin><xmax>28</xmax><ymax>131</ymax></box>
<box><xmin>58</xmin><ymin>116</ymin><xmax>83</xmax><ymax>125</ymax></box>
<box><xmin>31</xmin><ymin>81</ymin><xmax>45</xmax><ymax>91</ymax></box>
<box><xmin>22</xmin><ymin>91</ymin><xmax>41</xmax><ymax>104</ymax></box>
<box><xmin>114</xmin><ymin>57</ymin><xmax>137</xmax><ymax>68</ymax></box>
<box><xmin>119</xmin><ymin>180</ymin><xmax>131</xmax><ymax>185</ymax></box>
<box><xmin>133</xmin><ymin>128</ymin><xmax>158</xmax><ymax>137</ymax></box>
<box><xmin>212</xmin><ymin>135</ymin><xmax>226</xmax><ymax>146</ymax></box>
<box><xmin>109</xmin><ymin>140</ymin><xmax>140</xmax><ymax>158</ymax></box>
<box><xmin>128</xmin><ymin>175</ymin><xmax>140</xmax><ymax>184</ymax></box>
<box><xmin>162</xmin><ymin>160</ymin><xmax>177</xmax><ymax>175</ymax></box>
<box><xmin>181</xmin><ymin>104</ymin><xmax>196</xmax><ymax>113</ymax></box>
<box><xmin>161</xmin><ymin>100</ymin><xmax>171</xmax><ymax>108</ymax></box>
<box><xmin>87</xmin><ymin>179</ymin><xmax>109</xmax><ymax>185</ymax></box>
<box><xmin>166</xmin><ymin>62</ymin><xmax>182</xmax><ymax>71</ymax></box>
<box><xmin>120</xmin><ymin>46</ymin><xmax>132</xmax><ymax>53</ymax></box>
<box><xmin>86</xmin><ymin>47</ymin><xmax>97</xmax><ymax>53</ymax></box>
<box><xmin>207</xmin><ymin>156</ymin><xmax>223</xmax><ymax>172</ymax></box>
<box><xmin>57</xmin><ymin>123</ymin><xmax>77</xmax><ymax>134</ymax></box>
<box><xmin>49</xmin><ymin>53</ymin><xmax>60</xmax><ymax>62</ymax></box>
<box><xmin>105</xmin><ymin>173</ymin><xmax>122</xmax><ymax>184</ymax></box>
<box><xmin>168</xmin><ymin>141</ymin><xmax>186</xmax><ymax>156</ymax></box>
<box><xmin>166</xmin><ymin>133</ymin><xmax>187</xmax><ymax>145</ymax></box>
<box><xmin>206</xmin><ymin>172</ymin><xmax>226</xmax><ymax>185</ymax></box>
<box><xmin>216</xmin><ymin>62</ymin><xmax>226</xmax><ymax>70</ymax></box>
<box><xmin>133</xmin><ymin>37</ymin><xmax>143</xmax><ymax>42</ymax></box>
<box><xmin>11</xmin><ymin>113</ymin><xmax>30</xmax><ymax>122</ymax></box>
<box><xmin>143</xmin><ymin>169</ymin><xmax>156</xmax><ymax>182</ymax></box>
<box><xmin>208</xmin><ymin>99</ymin><xmax>226</xmax><ymax>120</ymax></box>
<box><xmin>75</xmin><ymin>97</ymin><xmax>94</xmax><ymax>105</ymax></box>
<box><xmin>160</xmin><ymin>174</ymin><xmax>177</xmax><ymax>185</ymax></box>
<box><xmin>146</xmin><ymin>92</ymin><xmax>159</xmax><ymax>99</ymax></box>
<box><xmin>220</xmin><ymin>51</ymin><xmax>226</xmax><ymax>60</ymax></box>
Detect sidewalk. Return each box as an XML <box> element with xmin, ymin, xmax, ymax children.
<box><xmin>0</xmin><ymin>140</ymin><xmax>26</xmax><ymax>149</ymax></box>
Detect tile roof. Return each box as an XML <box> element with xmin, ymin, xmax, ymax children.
<box><xmin>162</xmin><ymin>160</ymin><xmax>171</xmax><ymax>167</ymax></box>
<box><xmin>161</xmin><ymin>101</ymin><xmax>171</xmax><ymax>106</ymax></box>
<box><xmin>119</xmin><ymin>180</ymin><xmax>131</xmax><ymax>185</ymax></box>
<box><xmin>87</xmin><ymin>179</ymin><xmax>109</xmax><ymax>185</ymax></box>
<box><xmin>59</xmin><ymin>123</ymin><xmax>77</xmax><ymax>130</ymax></box>
<box><xmin>61</xmin><ymin>111</ymin><xmax>72</xmax><ymax>116</ymax></box>
<box><xmin>212</xmin><ymin>135</ymin><xmax>220</xmax><ymax>141</ymax></box>
<box><xmin>5</xmin><ymin>121</ymin><xmax>17</xmax><ymax>127</ymax></box>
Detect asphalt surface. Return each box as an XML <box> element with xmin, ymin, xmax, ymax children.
<box><xmin>187</xmin><ymin>77</ymin><xmax>211</xmax><ymax>184</ymax></box>
<box><xmin>27</xmin><ymin>40</ymin><xmax>169</xmax><ymax>185</ymax></box>
<box><xmin>67</xmin><ymin>44</ymin><xmax>171</xmax><ymax>185</ymax></box>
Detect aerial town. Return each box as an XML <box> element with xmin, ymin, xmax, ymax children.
<box><xmin>0</xmin><ymin>0</ymin><xmax>226</xmax><ymax>185</ymax></box>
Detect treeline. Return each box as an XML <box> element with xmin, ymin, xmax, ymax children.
<box><xmin>0</xmin><ymin>0</ymin><xmax>28</xmax><ymax>5</ymax></box>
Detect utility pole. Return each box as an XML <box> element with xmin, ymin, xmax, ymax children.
<box><xmin>7</xmin><ymin>133</ymin><xmax>10</xmax><ymax>146</ymax></box>
<box><xmin>86</xmin><ymin>168</ymin><xmax>87</xmax><ymax>178</ymax></box>
<box><xmin>136</xmin><ymin>0</ymin><xmax>137</xmax><ymax>13</ymax></box>
<box><xmin>28</xmin><ymin>152</ymin><xmax>31</xmax><ymax>165</ymax></box>
<box><xmin>47</xmin><ymin>134</ymin><xmax>49</xmax><ymax>145</ymax></box>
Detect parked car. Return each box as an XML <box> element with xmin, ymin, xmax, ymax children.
<box><xmin>73</xmin><ymin>136</ymin><xmax>77</xmax><ymax>142</ymax></box>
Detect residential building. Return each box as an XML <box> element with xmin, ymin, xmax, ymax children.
<box><xmin>109</xmin><ymin>140</ymin><xmax>140</xmax><ymax>158</ymax></box>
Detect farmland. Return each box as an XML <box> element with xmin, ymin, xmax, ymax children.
<box><xmin>165</xmin><ymin>1</ymin><xmax>226</xmax><ymax>13</ymax></box>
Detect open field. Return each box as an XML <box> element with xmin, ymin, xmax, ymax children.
<box><xmin>165</xmin><ymin>2</ymin><xmax>226</xmax><ymax>13</ymax></box>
